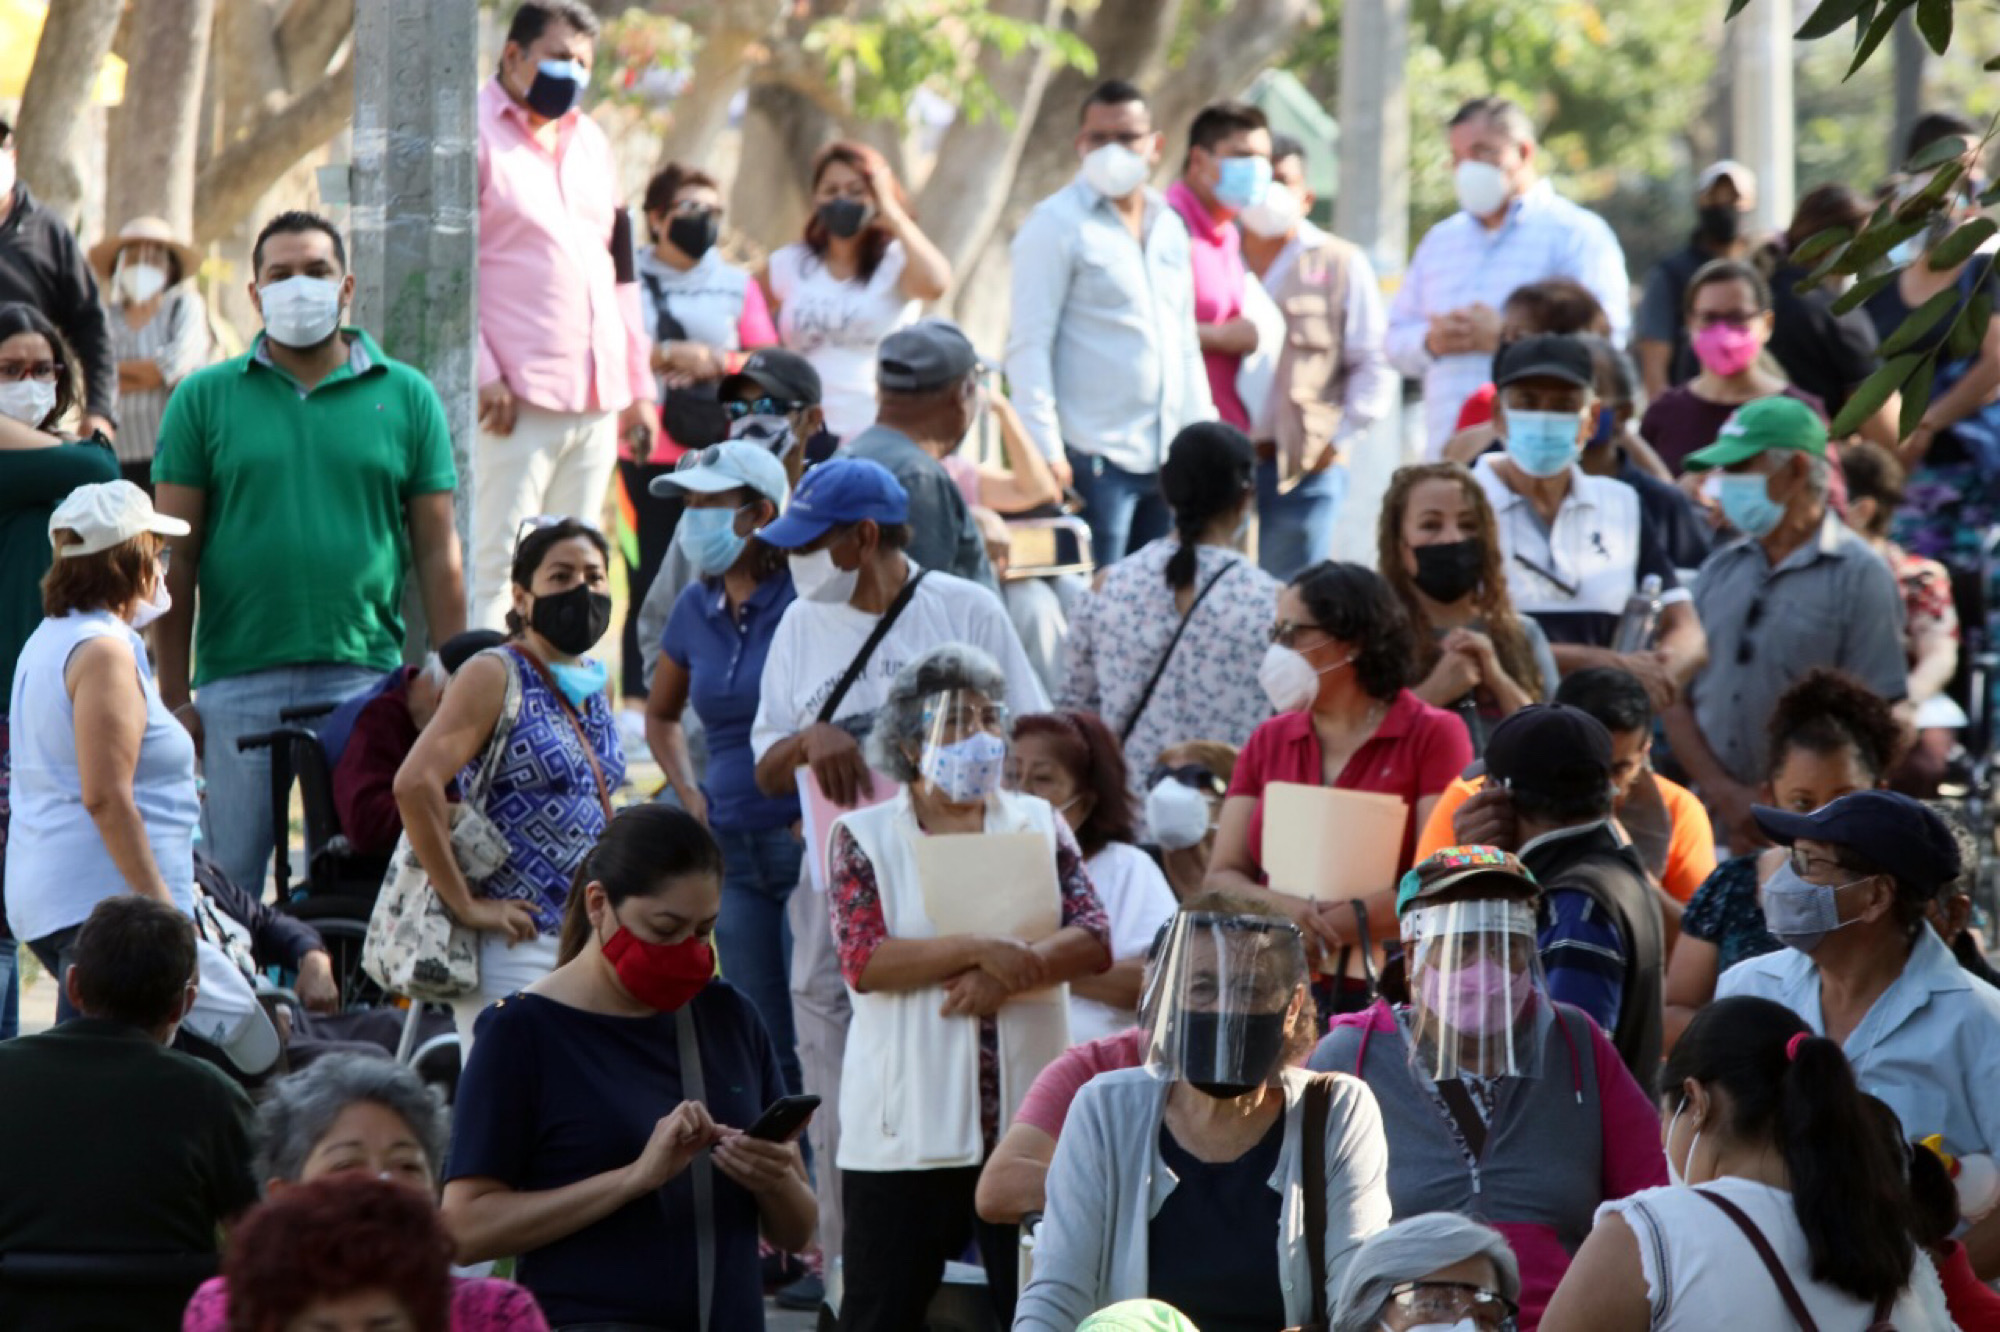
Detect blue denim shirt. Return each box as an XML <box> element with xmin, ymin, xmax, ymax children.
<box><xmin>664</xmin><ymin>571</ymin><xmax>800</xmax><ymax>833</ymax></box>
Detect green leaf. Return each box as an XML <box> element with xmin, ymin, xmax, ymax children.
<box><xmin>1899</xmin><ymin>357</ymin><xmax>1937</xmax><ymax>439</ymax></box>
<box><xmin>1795</xmin><ymin>0</ymin><xmax>1874</xmax><ymax>39</ymax></box>
<box><xmin>1829</xmin><ymin>353</ymin><xmax>1921</xmax><ymax>436</ymax></box>
<box><xmin>1830</xmin><ymin>268</ymin><xmax>1900</xmax><ymax>315</ymax></box>
<box><xmin>1880</xmin><ymin>286</ymin><xmax>1963</xmax><ymax>356</ymax></box>
<box><xmin>1906</xmin><ymin>134</ymin><xmax>1971</xmax><ymax>173</ymax></box>
<box><xmin>1799</xmin><ymin>243</ymin><xmax>1853</xmax><ymax>293</ymax></box>
<box><xmin>1896</xmin><ymin>162</ymin><xmax>1964</xmax><ymax>222</ymax></box>
<box><xmin>1929</xmin><ymin>218</ymin><xmax>2000</xmax><ymax>271</ymax></box>
<box><xmin>1726</xmin><ymin>0</ymin><xmax>1754</xmax><ymax>16</ymax></box>
<box><xmin>1846</xmin><ymin>0</ymin><xmax>1915</xmax><ymax>77</ymax></box>
<box><xmin>1986</xmin><ymin>51</ymin><xmax>2000</xmax><ymax>71</ymax></box>
<box><xmin>1841</xmin><ymin>214</ymin><xmax>1929</xmax><ymax>272</ymax></box>
<box><xmin>1915</xmin><ymin>0</ymin><xmax>1952</xmax><ymax>54</ymax></box>
<box><xmin>1948</xmin><ymin>293</ymin><xmax>1990</xmax><ymax>359</ymax></box>
<box><xmin>1791</xmin><ymin>224</ymin><xmax>1854</xmax><ymax>269</ymax></box>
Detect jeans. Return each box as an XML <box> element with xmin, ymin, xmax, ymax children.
<box><xmin>1256</xmin><ymin>457</ymin><xmax>1348</xmax><ymax>581</ymax></box>
<box><xmin>25</xmin><ymin>923</ymin><xmax>83</xmax><ymax>1025</ymax></box>
<box><xmin>714</xmin><ymin>824</ymin><xmax>805</xmax><ymax>1095</ymax></box>
<box><xmin>1066</xmin><ymin>447</ymin><xmax>1170</xmax><ymax>569</ymax></box>
<box><xmin>197</xmin><ymin>663</ymin><xmax>381</xmax><ymax>895</ymax></box>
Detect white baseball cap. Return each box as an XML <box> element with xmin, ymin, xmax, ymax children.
<box><xmin>1696</xmin><ymin>159</ymin><xmax>1757</xmax><ymax>206</ymax></box>
<box><xmin>49</xmin><ymin>479</ymin><xmax>189</xmax><ymax>556</ymax></box>
<box><xmin>186</xmin><ymin>939</ymin><xmax>282</xmax><ymax>1077</ymax></box>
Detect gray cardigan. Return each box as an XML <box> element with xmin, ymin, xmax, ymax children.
<box><xmin>1014</xmin><ymin>1065</ymin><xmax>1392</xmax><ymax>1330</ymax></box>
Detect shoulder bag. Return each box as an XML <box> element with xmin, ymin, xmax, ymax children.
<box><xmin>1119</xmin><ymin>558</ymin><xmax>1236</xmax><ymax>744</ymax></box>
<box><xmin>1695</xmin><ymin>1189</ymin><xmax>1897</xmax><ymax>1331</ymax></box>
<box><xmin>814</xmin><ymin>568</ymin><xmax>930</xmax><ymax>726</ymax></box>
<box><xmin>1294</xmin><ymin>1071</ymin><xmax>1336</xmax><ymax>1332</ymax></box>
<box><xmin>362</xmin><ymin>648</ymin><xmax>521</xmax><ymax>1001</ymax></box>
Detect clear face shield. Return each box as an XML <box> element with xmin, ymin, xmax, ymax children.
<box><xmin>1142</xmin><ymin>911</ymin><xmax>1309</xmax><ymax>1100</ymax></box>
<box><xmin>917</xmin><ymin>689</ymin><xmax>1010</xmax><ymax>805</ymax></box>
<box><xmin>1401</xmin><ymin>898</ymin><xmax>1548</xmax><ymax>1082</ymax></box>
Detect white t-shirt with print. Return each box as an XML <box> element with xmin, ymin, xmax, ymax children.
<box><xmin>1069</xmin><ymin>840</ymin><xmax>1178</xmax><ymax>1045</ymax></box>
<box><xmin>768</xmin><ymin>239</ymin><xmax>919</xmax><ymax>441</ymax></box>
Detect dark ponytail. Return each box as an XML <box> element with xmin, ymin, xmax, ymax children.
<box><xmin>1158</xmin><ymin>422</ymin><xmax>1255</xmax><ymax>590</ymax></box>
<box><xmin>1667</xmin><ymin>997</ymin><xmax>1915</xmax><ymax>1307</ymax></box>
<box><xmin>557</xmin><ymin>804</ymin><xmax>725</xmax><ymax>964</ymax></box>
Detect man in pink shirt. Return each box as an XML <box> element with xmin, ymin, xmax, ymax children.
<box><xmin>1166</xmin><ymin>103</ymin><xmax>1274</xmax><ymax>432</ymax></box>
<box><xmin>472</xmin><ymin>0</ymin><xmax>656</xmax><ymax>630</ymax></box>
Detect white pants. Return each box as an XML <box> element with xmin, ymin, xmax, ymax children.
<box><xmin>450</xmin><ymin>931</ymin><xmax>562</xmax><ymax>1057</ymax></box>
<box><xmin>470</xmin><ymin>404</ymin><xmax>619</xmax><ymax>631</ymax></box>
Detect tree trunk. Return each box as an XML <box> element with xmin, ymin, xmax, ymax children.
<box><xmin>13</xmin><ymin>0</ymin><xmax>124</xmax><ymax>224</ymax></box>
<box><xmin>214</xmin><ymin>0</ymin><xmax>291</xmax><ymax>144</ymax></box>
<box><xmin>731</xmin><ymin>81</ymin><xmax>837</xmax><ymax>260</ymax></box>
<box><xmin>107</xmin><ymin>0</ymin><xmax>220</xmax><ymax>236</ymax></box>
<box><xmin>654</xmin><ymin>21</ymin><xmax>760</xmax><ymax>172</ymax></box>
<box><xmin>192</xmin><ymin>47</ymin><xmax>356</xmax><ymax>248</ymax></box>
<box><xmin>1149</xmin><ymin>0</ymin><xmax>1322</xmax><ymax>172</ymax></box>
<box><xmin>274</xmin><ymin>0</ymin><xmax>357</xmax><ymax>90</ymax></box>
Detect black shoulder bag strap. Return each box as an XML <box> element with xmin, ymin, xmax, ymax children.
<box><xmin>1300</xmin><ymin>1073</ymin><xmax>1333</xmax><ymax>1332</ymax></box>
<box><xmin>675</xmin><ymin>1007</ymin><xmax>716</xmax><ymax>1331</ymax></box>
<box><xmin>815</xmin><ymin>569</ymin><xmax>930</xmax><ymax>725</ymax></box>
<box><xmin>1119</xmin><ymin>559</ymin><xmax>1236</xmax><ymax>744</ymax></box>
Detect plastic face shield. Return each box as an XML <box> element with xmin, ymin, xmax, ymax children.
<box><xmin>1400</xmin><ymin>898</ymin><xmax>1547</xmax><ymax>1082</ymax></box>
<box><xmin>1141</xmin><ymin>911</ymin><xmax>1309</xmax><ymax>1098</ymax></box>
<box><xmin>917</xmin><ymin>689</ymin><xmax>1009</xmax><ymax>804</ymax></box>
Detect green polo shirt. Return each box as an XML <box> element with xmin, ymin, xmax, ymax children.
<box><xmin>153</xmin><ymin>329</ymin><xmax>457</xmax><ymax>686</ymax></box>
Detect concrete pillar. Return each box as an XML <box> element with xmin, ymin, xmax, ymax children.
<box><xmin>1892</xmin><ymin>11</ymin><xmax>1929</xmax><ymax>168</ymax></box>
<box><xmin>1731</xmin><ymin>0</ymin><xmax>1795</xmax><ymax>235</ymax></box>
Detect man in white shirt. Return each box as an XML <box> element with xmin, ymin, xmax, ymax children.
<box><xmin>1387</xmin><ymin>96</ymin><xmax>1630</xmax><ymax>458</ymax></box>
<box><xmin>1005</xmin><ymin>80</ymin><xmax>1214</xmax><ymax>568</ymax></box>
<box><xmin>748</xmin><ymin>457</ymin><xmax>1046</xmax><ymax>1293</ymax></box>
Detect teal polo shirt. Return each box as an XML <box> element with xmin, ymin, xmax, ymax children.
<box><xmin>153</xmin><ymin>329</ymin><xmax>457</xmax><ymax>686</ymax></box>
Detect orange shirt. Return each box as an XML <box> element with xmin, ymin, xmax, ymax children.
<box><xmin>1415</xmin><ymin>771</ymin><xmax>1718</xmax><ymax>903</ymax></box>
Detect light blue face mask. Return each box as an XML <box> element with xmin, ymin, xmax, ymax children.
<box><xmin>676</xmin><ymin>505</ymin><xmax>751</xmax><ymax>576</ymax></box>
<box><xmin>1214</xmin><ymin>155</ymin><xmax>1273</xmax><ymax>212</ymax></box>
<box><xmin>1503</xmin><ymin>409</ymin><xmax>1584</xmax><ymax>478</ymax></box>
<box><xmin>548</xmin><ymin>656</ymin><xmax>608</xmax><ymax>709</ymax></box>
<box><xmin>1718</xmin><ymin>471</ymin><xmax>1785</xmax><ymax>538</ymax></box>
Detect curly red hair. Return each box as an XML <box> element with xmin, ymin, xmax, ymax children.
<box><xmin>223</xmin><ymin>1176</ymin><xmax>454</xmax><ymax>1332</ymax></box>
<box><xmin>1013</xmin><ymin>710</ymin><xmax>1137</xmax><ymax>858</ymax></box>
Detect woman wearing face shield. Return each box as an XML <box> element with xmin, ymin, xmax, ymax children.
<box><xmin>1715</xmin><ymin>789</ymin><xmax>2000</xmax><ymax>1278</ymax></box>
<box><xmin>826</xmin><ymin>644</ymin><xmax>1110</xmax><ymax>1331</ymax></box>
<box><xmin>1308</xmin><ymin>848</ymin><xmax>1666</xmax><ymax>1328</ymax></box>
<box><xmin>1016</xmin><ymin>900</ymin><xmax>1390</xmax><ymax>1331</ymax></box>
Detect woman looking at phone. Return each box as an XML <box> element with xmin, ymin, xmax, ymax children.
<box><xmin>441</xmin><ymin>804</ymin><xmax>815</xmax><ymax>1329</ymax></box>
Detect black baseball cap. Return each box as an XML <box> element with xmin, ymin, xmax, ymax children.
<box><xmin>1492</xmin><ymin>334</ymin><xmax>1594</xmax><ymax>391</ymax></box>
<box><xmin>720</xmin><ymin>349</ymin><xmax>822</xmax><ymax>407</ymax></box>
<box><xmin>1483</xmin><ymin>704</ymin><xmax>1613</xmax><ymax>803</ymax></box>
<box><xmin>1754</xmin><ymin>791</ymin><xmax>1962</xmax><ymax>900</ymax></box>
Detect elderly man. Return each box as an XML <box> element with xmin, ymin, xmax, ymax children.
<box><xmin>1388</xmin><ymin>96</ymin><xmax>1630</xmax><ymax>457</ymax></box>
<box><xmin>1665</xmin><ymin>396</ymin><xmax>1909</xmax><ymax>852</ymax></box>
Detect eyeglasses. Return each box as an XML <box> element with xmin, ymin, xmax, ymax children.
<box><xmin>1148</xmin><ymin>762</ymin><xmax>1225</xmax><ymax>798</ymax></box>
<box><xmin>0</xmin><ymin>359</ymin><xmax>63</xmax><ymax>383</ymax></box>
<box><xmin>724</xmin><ymin>396</ymin><xmax>804</xmax><ymax>421</ymax></box>
<box><xmin>1690</xmin><ymin>310</ymin><xmax>1765</xmax><ymax>330</ymax></box>
<box><xmin>1383</xmin><ymin>1280</ymin><xmax>1519</xmax><ymax>1331</ymax></box>
<box><xmin>1269</xmin><ymin>619</ymin><xmax>1328</xmax><ymax>648</ymax></box>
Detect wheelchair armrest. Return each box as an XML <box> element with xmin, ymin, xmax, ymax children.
<box><xmin>235</xmin><ymin>724</ymin><xmax>323</xmax><ymax>755</ymax></box>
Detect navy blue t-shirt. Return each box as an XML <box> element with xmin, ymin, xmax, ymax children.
<box><xmin>1146</xmin><ymin>1114</ymin><xmax>1288</xmax><ymax>1332</ymax></box>
<box><xmin>445</xmin><ymin>982</ymin><xmax>786</xmax><ymax>1328</ymax></box>
<box><xmin>662</xmin><ymin>570</ymin><xmax>800</xmax><ymax>833</ymax></box>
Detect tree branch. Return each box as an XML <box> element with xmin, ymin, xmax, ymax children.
<box><xmin>273</xmin><ymin>0</ymin><xmax>355</xmax><ymax>90</ymax></box>
<box><xmin>192</xmin><ymin>47</ymin><xmax>355</xmax><ymax>249</ymax></box>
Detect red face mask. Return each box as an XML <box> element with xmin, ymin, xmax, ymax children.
<box><xmin>601</xmin><ymin>914</ymin><xmax>715</xmax><ymax>1013</ymax></box>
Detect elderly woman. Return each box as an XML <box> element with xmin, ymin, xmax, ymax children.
<box><xmin>1332</xmin><ymin>1213</ymin><xmax>1523</xmax><ymax>1332</ymax></box>
<box><xmin>1015</xmin><ymin>899</ymin><xmax>1391</xmax><ymax>1331</ymax></box>
<box><xmin>182</xmin><ymin>1052</ymin><xmax>546</xmax><ymax>1330</ymax></box>
<box><xmin>6</xmin><ymin>479</ymin><xmax>192</xmax><ymax>1021</ymax></box>
<box><xmin>1310</xmin><ymin>848</ymin><xmax>1666</xmax><ymax>1328</ymax></box>
<box><xmin>1207</xmin><ymin>561</ymin><xmax>1472</xmax><ymax>994</ymax></box>
<box><xmin>828</xmin><ymin>644</ymin><xmax>1110</xmax><ymax>1330</ymax></box>
<box><xmin>1717</xmin><ymin>789</ymin><xmax>2000</xmax><ymax>1278</ymax></box>
<box><xmin>396</xmin><ymin>517</ymin><xmax>625</xmax><ymax>1052</ymax></box>
<box><xmin>88</xmin><ymin>217</ymin><xmax>210</xmax><ymax>490</ymax></box>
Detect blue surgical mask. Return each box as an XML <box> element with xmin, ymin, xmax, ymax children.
<box><xmin>1214</xmin><ymin>155</ymin><xmax>1273</xmax><ymax>212</ymax></box>
<box><xmin>1762</xmin><ymin>862</ymin><xmax>1870</xmax><ymax>954</ymax></box>
<box><xmin>676</xmin><ymin>505</ymin><xmax>750</xmax><ymax>576</ymax></box>
<box><xmin>1718</xmin><ymin>471</ymin><xmax>1785</xmax><ymax>538</ymax></box>
<box><xmin>548</xmin><ymin>657</ymin><xmax>608</xmax><ymax>710</ymax></box>
<box><xmin>1503</xmin><ymin>410</ymin><xmax>1584</xmax><ymax>478</ymax></box>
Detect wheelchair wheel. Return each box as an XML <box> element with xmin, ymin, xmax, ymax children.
<box><xmin>283</xmin><ymin>900</ymin><xmax>385</xmax><ymax>1011</ymax></box>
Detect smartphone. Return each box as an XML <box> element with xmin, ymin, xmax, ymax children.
<box><xmin>745</xmin><ymin>1093</ymin><xmax>821</xmax><ymax>1142</ymax></box>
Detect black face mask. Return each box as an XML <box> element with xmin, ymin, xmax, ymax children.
<box><xmin>1177</xmin><ymin>1009</ymin><xmax>1288</xmax><ymax>1101</ymax></box>
<box><xmin>1696</xmin><ymin>203</ymin><xmax>1742</xmax><ymax>248</ymax></box>
<box><xmin>817</xmin><ymin>198</ymin><xmax>873</xmax><ymax>240</ymax></box>
<box><xmin>1411</xmin><ymin>538</ymin><xmax>1486</xmax><ymax>604</ymax></box>
<box><xmin>667</xmin><ymin>211</ymin><xmax>720</xmax><ymax>261</ymax></box>
<box><xmin>530</xmin><ymin>584</ymin><xmax>612</xmax><ymax>655</ymax></box>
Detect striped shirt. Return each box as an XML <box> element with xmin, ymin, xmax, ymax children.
<box><xmin>1386</xmin><ymin>180</ymin><xmax>1631</xmax><ymax>456</ymax></box>
<box><xmin>106</xmin><ymin>284</ymin><xmax>211</xmax><ymax>464</ymax></box>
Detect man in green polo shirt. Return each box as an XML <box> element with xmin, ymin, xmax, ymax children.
<box><xmin>153</xmin><ymin>210</ymin><xmax>465</xmax><ymax>892</ymax></box>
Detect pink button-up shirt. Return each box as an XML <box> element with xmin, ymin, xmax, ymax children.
<box><xmin>1166</xmin><ymin>179</ymin><xmax>1249</xmax><ymax>430</ymax></box>
<box><xmin>476</xmin><ymin>78</ymin><xmax>651</xmax><ymax>414</ymax></box>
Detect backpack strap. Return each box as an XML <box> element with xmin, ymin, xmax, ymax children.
<box><xmin>1119</xmin><ymin>558</ymin><xmax>1236</xmax><ymax>744</ymax></box>
<box><xmin>815</xmin><ymin>569</ymin><xmax>929</xmax><ymax>725</ymax></box>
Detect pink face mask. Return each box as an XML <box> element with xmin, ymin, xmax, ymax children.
<box><xmin>1420</xmin><ymin>957</ymin><xmax>1530</xmax><ymax>1038</ymax></box>
<box><xmin>1692</xmin><ymin>321</ymin><xmax>1762</xmax><ymax>377</ymax></box>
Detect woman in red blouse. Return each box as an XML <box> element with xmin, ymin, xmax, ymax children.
<box><xmin>1205</xmin><ymin>561</ymin><xmax>1472</xmax><ymax>979</ymax></box>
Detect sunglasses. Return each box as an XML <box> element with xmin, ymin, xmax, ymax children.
<box><xmin>724</xmin><ymin>396</ymin><xmax>805</xmax><ymax>421</ymax></box>
<box><xmin>511</xmin><ymin>514</ymin><xmax>565</xmax><ymax>562</ymax></box>
<box><xmin>1148</xmin><ymin>763</ymin><xmax>1225</xmax><ymax>797</ymax></box>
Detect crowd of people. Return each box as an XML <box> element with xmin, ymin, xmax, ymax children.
<box><xmin>3</xmin><ymin>0</ymin><xmax>2000</xmax><ymax>1328</ymax></box>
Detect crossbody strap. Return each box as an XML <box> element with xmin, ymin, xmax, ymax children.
<box><xmin>1119</xmin><ymin>558</ymin><xmax>1236</xmax><ymax>744</ymax></box>
<box><xmin>1300</xmin><ymin>1073</ymin><xmax>1332</xmax><ymax>1328</ymax></box>
<box><xmin>674</xmin><ymin>1007</ymin><xmax>716</xmax><ymax>1332</ymax></box>
<box><xmin>463</xmin><ymin>648</ymin><xmax>523</xmax><ymax>810</ymax></box>
<box><xmin>1695</xmin><ymin>1189</ymin><xmax>1822</xmax><ymax>1331</ymax></box>
<box><xmin>510</xmin><ymin>646</ymin><xmax>614</xmax><ymax>819</ymax></box>
<box><xmin>815</xmin><ymin>568</ymin><xmax>930</xmax><ymax>725</ymax></box>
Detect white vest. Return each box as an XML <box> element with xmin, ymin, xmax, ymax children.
<box><xmin>834</xmin><ymin>787</ymin><xmax>1073</xmax><ymax>1172</ymax></box>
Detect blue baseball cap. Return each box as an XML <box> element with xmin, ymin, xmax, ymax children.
<box><xmin>758</xmin><ymin>457</ymin><xmax>909</xmax><ymax>549</ymax></box>
<box><xmin>1753</xmin><ymin>790</ymin><xmax>1962</xmax><ymax>900</ymax></box>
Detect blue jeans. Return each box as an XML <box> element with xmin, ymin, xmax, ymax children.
<box><xmin>1256</xmin><ymin>458</ymin><xmax>1348</xmax><ymax>581</ymax></box>
<box><xmin>715</xmin><ymin>823</ymin><xmax>805</xmax><ymax>1094</ymax></box>
<box><xmin>1067</xmin><ymin>447</ymin><xmax>1171</xmax><ymax>569</ymax></box>
<box><xmin>197</xmin><ymin>664</ymin><xmax>382</xmax><ymax>894</ymax></box>
<box><xmin>25</xmin><ymin>924</ymin><xmax>81</xmax><ymax>1025</ymax></box>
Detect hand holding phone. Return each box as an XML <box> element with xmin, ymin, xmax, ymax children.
<box><xmin>745</xmin><ymin>1093</ymin><xmax>820</xmax><ymax>1143</ymax></box>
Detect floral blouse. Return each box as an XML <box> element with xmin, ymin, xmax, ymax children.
<box><xmin>1678</xmin><ymin>853</ymin><xmax>1783</xmax><ymax>975</ymax></box>
<box><xmin>1059</xmin><ymin>540</ymin><xmax>1280</xmax><ymax>804</ymax></box>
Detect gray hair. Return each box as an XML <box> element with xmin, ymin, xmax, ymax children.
<box><xmin>255</xmin><ymin>1052</ymin><xmax>449</xmax><ymax>1186</ymax></box>
<box><xmin>1804</xmin><ymin>453</ymin><xmax>1831</xmax><ymax>500</ymax></box>
<box><xmin>863</xmin><ymin>642</ymin><xmax>1009</xmax><ymax>783</ymax></box>
<box><xmin>1331</xmin><ymin>1213</ymin><xmax>1522</xmax><ymax>1332</ymax></box>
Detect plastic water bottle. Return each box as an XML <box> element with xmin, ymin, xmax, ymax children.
<box><xmin>1611</xmin><ymin>574</ymin><xmax>1664</xmax><ymax>654</ymax></box>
